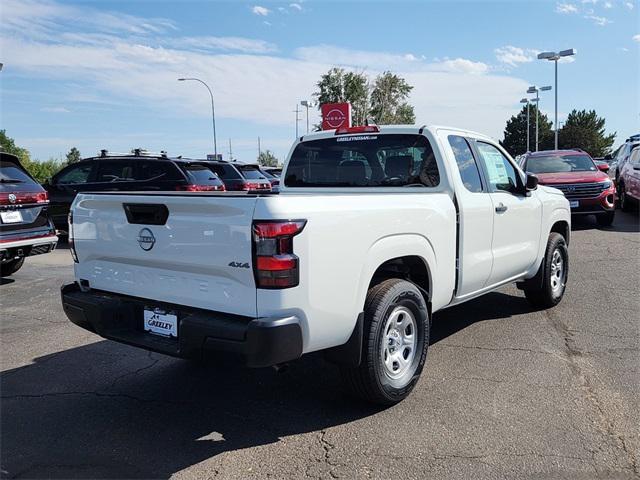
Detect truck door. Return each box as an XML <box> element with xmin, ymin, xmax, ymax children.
<box><xmin>473</xmin><ymin>141</ymin><xmax>542</xmax><ymax>285</ymax></box>
<box><xmin>445</xmin><ymin>134</ymin><xmax>494</xmax><ymax>297</ymax></box>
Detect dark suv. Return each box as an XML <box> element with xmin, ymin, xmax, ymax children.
<box><xmin>46</xmin><ymin>150</ymin><xmax>225</xmax><ymax>232</ymax></box>
<box><xmin>203</xmin><ymin>160</ymin><xmax>271</xmax><ymax>192</ymax></box>
<box><xmin>1</xmin><ymin>152</ymin><xmax>57</xmax><ymax>276</ymax></box>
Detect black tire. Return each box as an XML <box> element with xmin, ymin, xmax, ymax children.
<box><xmin>523</xmin><ymin>232</ymin><xmax>568</xmax><ymax>309</ymax></box>
<box><xmin>619</xmin><ymin>183</ymin><xmax>631</xmax><ymax>212</ymax></box>
<box><xmin>340</xmin><ymin>278</ymin><xmax>429</xmax><ymax>405</ymax></box>
<box><xmin>596</xmin><ymin>211</ymin><xmax>615</xmax><ymax>227</ymax></box>
<box><xmin>0</xmin><ymin>257</ymin><xmax>25</xmax><ymax>277</ymax></box>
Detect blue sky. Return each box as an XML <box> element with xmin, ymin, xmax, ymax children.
<box><xmin>1</xmin><ymin>0</ymin><xmax>638</xmax><ymax>163</ymax></box>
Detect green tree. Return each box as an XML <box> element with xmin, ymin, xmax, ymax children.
<box><xmin>257</xmin><ymin>150</ymin><xmax>279</xmax><ymax>167</ymax></box>
<box><xmin>313</xmin><ymin>68</ymin><xmax>415</xmax><ymax>126</ymax></box>
<box><xmin>370</xmin><ymin>71</ymin><xmax>415</xmax><ymax>124</ymax></box>
<box><xmin>315</xmin><ymin>67</ymin><xmax>369</xmax><ymax>127</ymax></box>
<box><xmin>0</xmin><ymin>130</ymin><xmax>65</xmax><ymax>183</ymax></box>
<box><xmin>501</xmin><ymin>105</ymin><xmax>554</xmax><ymax>157</ymax></box>
<box><xmin>558</xmin><ymin>109</ymin><xmax>616</xmax><ymax>157</ymax></box>
<box><xmin>66</xmin><ymin>147</ymin><xmax>81</xmax><ymax>164</ymax></box>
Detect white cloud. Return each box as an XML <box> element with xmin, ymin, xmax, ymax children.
<box><xmin>251</xmin><ymin>5</ymin><xmax>270</xmax><ymax>16</ymax></box>
<box><xmin>585</xmin><ymin>14</ymin><xmax>613</xmax><ymax>24</ymax></box>
<box><xmin>556</xmin><ymin>2</ymin><xmax>579</xmax><ymax>13</ymax></box>
<box><xmin>495</xmin><ymin>46</ymin><xmax>539</xmax><ymax>67</ymax></box>
<box><xmin>169</xmin><ymin>36</ymin><xmax>277</xmax><ymax>53</ymax></box>
<box><xmin>603</xmin><ymin>1</ymin><xmax>613</xmax><ymax>7</ymax></box>
<box><xmin>289</xmin><ymin>3</ymin><xmax>303</xmax><ymax>11</ymax></box>
<box><xmin>633</xmin><ymin>34</ymin><xmax>640</xmax><ymax>42</ymax></box>
<box><xmin>40</xmin><ymin>106</ymin><xmax>70</xmax><ymax>113</ymax></box>
<box><xmin>581</xmin><ymin>0</ymin><xmax>598</xmax><ymax>4</ymax></box>
<box><xmin>2</xmin><ymin>0</ymin><xmax>532</xmax><ymax>151</ymax></box>
<box><xmin>624</xmin><ymin>1</ymin><xmax>634</xmax><ymax>9</ymax></box>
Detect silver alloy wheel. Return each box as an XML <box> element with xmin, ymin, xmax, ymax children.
<box><xmin>550</xmin><ymin>248</ymin><xmax>565</xmax><ymax>295</ymax></box>
<box><xmin>381</xmin><ymin>306</ymin><xmax>417</xmax><ymax>380</ymax></box>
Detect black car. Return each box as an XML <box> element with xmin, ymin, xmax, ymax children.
<box><xmin>1</xmin><ymin>152</ymin><xmax>57</xmax><ymax>277</ymax></box>
<box><xmin>45</xmin><ymin>150</ymin><xmax>225</xmax><ymax>232</ymax></box>
<box><xmin>202</xmin><ymin>160</ymin><xmax>271</xmax><ymax>192</ymax></box>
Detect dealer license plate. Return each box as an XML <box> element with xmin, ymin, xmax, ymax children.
<box><xmin>0</xmin><ymin>210</ymin><xmax>23</xmax><ymax>223</ymax></box>
<box><xmin>144</xmin><ymin>308</ymin><xmax>178</xmax><ymax>338</ymax></box>
<box><xmin>569</xmin><ymin>201</ymin><xmax>579</xmax><ymax>208</ymax></box>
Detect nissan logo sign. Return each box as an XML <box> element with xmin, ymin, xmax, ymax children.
<box><xmin>137</xmin><ymin>228</ymin><xmax>155</xmax><ymax>251</ymax></box>
<box><xmin>325</xmin><ymin>108</ymin><xmax>347</xmax><ymax>129</ymax></box>
<box><xmin>8</xmin><ymin>194</ymin><xmax>17</xmax><ymax>204</ymax></box>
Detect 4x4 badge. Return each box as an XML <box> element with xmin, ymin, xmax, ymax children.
<box><xmin>228</xmin><ymin>261</ymin><xmax>250</xmax><ymax>269</ymax></box>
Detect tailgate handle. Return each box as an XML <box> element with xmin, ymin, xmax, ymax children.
<box><xmin>123</xmin><ymin>203</ymin><xmax>169</xmax><ymax>225</ymax></box>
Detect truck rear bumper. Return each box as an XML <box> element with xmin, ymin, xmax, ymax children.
<box><xmin>61</xmin><ymin>282</ymin><xmax>303</xmax><ymax>368</ymax></box>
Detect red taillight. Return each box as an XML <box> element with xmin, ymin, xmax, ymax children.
<box><xmin>243</xmin><ymin>182</ymin><xmax>271</xmax><ymax>191</ymax></box>
<box><xmin>253</xmin><ymin>220</ymin><xmax>306</xmax><ymax>288</ymax></box>
<box><xmin>335</xmin><ymin>125</ymin><xmax>380</xmax><ymax>135</ymax></box>
<box><xmin>175</xmin><ymin>184</ymin><xmax>225</xmax><ymax>192</ymax></box>
<box><xmin>0</xmin><ymin>191</ymin><xmax>49</xmax><ymax>205</ymax></box>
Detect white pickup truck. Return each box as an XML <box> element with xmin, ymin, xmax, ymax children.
<box><xmin>62</xmin><ymin>125</ymin><xmax>571</xmax><ymax>404</ymax></box>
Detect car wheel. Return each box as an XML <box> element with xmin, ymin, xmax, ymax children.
<box><xmin>596</xmin><ymin>211</ymin><xmax>615</xmax><ymax>227</ymax></box>
<box><xmin>523</xmin><ymin>232</ymin><xmax>568</xmax><ymax>309</ymax></box>
<box><xmin>340</xmin><ymin>278</ymin><xmax>429</xmax><ymax>405</ymax></box>
<box><xmin>619</xmin><ymin>183</ymin><xmax>631</xmax><ymax>212</ymax></box>
<box><xmin>0</xmin><ymin>257</ymin><xmax>25</xmax><ymax>277</ymax></box>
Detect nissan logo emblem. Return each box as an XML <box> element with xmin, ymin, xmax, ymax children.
<box><xmin>8</xmin><ymin>194</ymin><xmax>17</xmax><ymax>204</ymax></box>
<box><xmin>137</xmin><ymin>228</ymin><xmax>155</xmax><ymax>251</ymax></box>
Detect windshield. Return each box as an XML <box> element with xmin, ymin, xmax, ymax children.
<box><xmin>179</xmin><ymin>164</ymin><xmax>221</xmax><ymax>185</ymax></box>
<box><xmin>239</xmin><ymin>166</ymin><xmax>268</xmax><ymax>180</ymax></box>
<box><xmin>525</xmin><ymin>154</ymin><xmax>597</xmax><ymax>174</ymax></box>
<box><xmin>0</xmin><ymin>160</ymin><xmax>37</xmax><ymax>186</ymax></box>
<box><xmin>208</xmin><ymin>163</ymin><xmax>242</xmax><ymax>180</ymax></box>
<box><xmin>285</xmin><ymin>134</ymin><xmax>439</xmax><ymax>188</ymax></box>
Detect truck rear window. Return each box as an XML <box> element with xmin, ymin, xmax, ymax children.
<box><xmin>284</xmin><ymin>134</ymin><xmax>440</xmax><ymax>188</ymax></box>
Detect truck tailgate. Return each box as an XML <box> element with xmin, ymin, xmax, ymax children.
<box><xmin>72</xmin><ymin>193</ymin><xmax>258</xmax><ymax>317</ymax></box>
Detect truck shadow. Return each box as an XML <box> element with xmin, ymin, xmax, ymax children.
<box><xmin>571</xmin><ymin>209</ymin><xmax>639</xmax><ymax>232</ymax></box>
<box><xmin>1</xmin><ymin>291</ymin><xmax>533</xmax><ymax>479</ymax></box>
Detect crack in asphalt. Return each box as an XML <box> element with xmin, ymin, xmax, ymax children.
<box><xmin>438</xmin><ymin>343</ymin><xmax>558</xmax><ymax>355</ymax></box>
<box><xmin>544</xmin><ymin>309</ymin><xmax>640</xmax><ymax>477</ymax></box>
<box><xmin>108</xmin><ymin>351</ymin><xmax>160</xmax><ymax>389</ymax></box>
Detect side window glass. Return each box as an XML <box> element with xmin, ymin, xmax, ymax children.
<box><xmin>476</xmin><ymin>142</ymin><xmax>520</xmax><ymax>194</ymax></box>
<box><xmin>95</xmin><ymin>161</ymin><xmax>135</xmax><ymax>183</ymax></box>
<box><xmin>448</xmin><ymin>135</ymin><xmax>483</xmax><ymax>193</ymax></box>
<box><xmin>56</xmin><ymin>164</ymin><xmax>94</xmax><ymax>185</ymax></box>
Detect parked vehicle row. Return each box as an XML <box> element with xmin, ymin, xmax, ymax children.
<box><xmin>44</xmin><ymin>150</ymin><xmax>279</xmax><ymax>233</ymax></box>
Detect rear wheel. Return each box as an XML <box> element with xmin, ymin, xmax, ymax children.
<box><xmin>596</xmin><ymin>211</ymin><xmax>615</xmax><ymax>227</ymax></box>
<box><xmin>340</xmin><ymin>278</ymin><xmax>429</xmax><ymax>405</ymax></box>
<box><xmin>523</xmin><ymin>233</ymin><xmax>568</xmax><ymax>309</ymax></box>
<box><xmin>1</xmin><ymin>257</ymin><xmax>25</xmax><ymax>277</ymax></box>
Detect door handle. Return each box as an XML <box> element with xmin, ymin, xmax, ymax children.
<box><xmin>495</xmin><ymin>203</ymin><xmax>508</xmax><ymax>213</ymax></box>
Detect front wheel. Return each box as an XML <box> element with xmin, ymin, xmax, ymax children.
<box><xmin>1</xmin><ymin>257</ymin><xmax>25</xmax><ymax>277</ymax></box>
<box><xmin>523</xmin><ymin>232</ymin><xmax>568</xmax><ymax>309</ymax></box>
<box><xmin>340</xmin><ymin>278</ymin><xmax>429</xmax><ymax>405</ymax></box>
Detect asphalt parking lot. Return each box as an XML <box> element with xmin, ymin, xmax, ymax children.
<box><xmin>1</xmin><ymin>211</ymin><xmax>638</xmax><ymax>480</ymax></box>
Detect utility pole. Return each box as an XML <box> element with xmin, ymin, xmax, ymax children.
<box><xmin>228</xmin><ymin>138</ymin><xmax>233</xmax><ymax>162</ymax></box>
<box><xmin>293</xmin><ymin>105</ymin><xmax>301</xmax><ymax>138</ymax></box>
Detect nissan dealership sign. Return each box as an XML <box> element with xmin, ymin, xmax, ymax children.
<box><xmin>321</xmin><ymin>103</ymin><xmax>352</xmax><ymax>130</ymax></box>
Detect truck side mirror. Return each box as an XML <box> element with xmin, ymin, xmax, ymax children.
<box><xmin>525</xmin><ymin>173</ymin><xmax>539</xmax><ymax>192</ymax></box>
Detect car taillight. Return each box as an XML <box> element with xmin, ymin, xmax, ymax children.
<box><xmin>253</xmin><ymin>220</ymin><xmax>306</xmax><ymax>288</ymax></box>
<box><xmin>68</xmin><ymin>211</ymin><xmax>78</xmax><ymax>263</ymax></box>
<box><xmin>175</xmin><ymin>184</ymin><xmax>225</xmax><ymax>191</ymax></box>
<box><xmin>0</xmin><ymin>191</ymin><xmax>49</xmax><ymax>205</ymax></box>
<box><xmin>335</xmin><ymin>125</ymin><xmax>380</xmax><ymax>135</ymax></box>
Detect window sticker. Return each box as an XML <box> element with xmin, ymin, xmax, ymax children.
<box><xmin>482</xmin><ymin>150</ymin><xmax>509</xmax><ymax>185</ymax></box>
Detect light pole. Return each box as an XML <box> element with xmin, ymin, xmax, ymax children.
<box><xmin>300</xmin><ymin>100</ymin><xmax>317</xmax><ymax>134</ymax></box>
<box><xmin>520</xmin><ymin>98</ymin><xmax>530</xmax><ymax>152</ymax></box>
<box><xmin>537</xmin><ymin>49</ymin><xmax>576</xmax><ymax>150</ymax></box>
<box><xmin>527</xmin><ymin>85</ymin><xmax>552</xmax><ymax>151</ymax></box>
<box><xmin>178</xmin><ymin>77</ymin><xmax>217</xmax><ymax>157</ymax></box>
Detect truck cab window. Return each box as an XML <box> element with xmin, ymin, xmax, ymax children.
<box><xmin>448</xmin><ymin>135</ymin><xmax>483</xmax><ymax>193</ymax></box>
<box><xmin>475</xmin><ymin>142</ymin><xmax>520</xmax><ymax>194</ymax></box>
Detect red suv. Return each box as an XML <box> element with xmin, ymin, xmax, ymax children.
<box><xmin>520</xmin><ymin>149</ymin><xmax>615</xmax><ymax>226</ymax></box>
